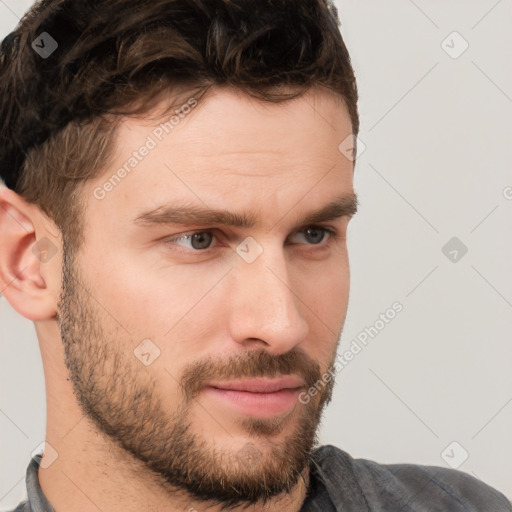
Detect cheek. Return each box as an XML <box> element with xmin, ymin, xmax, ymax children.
<box><xmin>297</xmin><ymin>251</ymin><xmax>349</xmax><ymax>350</ymax></box>
<box><xmin>296</xmin><ymin>246</ymin><xmax>349</xmax><ymax>309</ymax></box>
<box><xmin>86</xmin><ymin>246</ymin><xmax>226</xmax><ymax>338</ymax></box>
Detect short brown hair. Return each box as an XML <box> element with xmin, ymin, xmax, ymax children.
<box><xmin>0</xmin><ymin>0</ymin><xmax>359</xmax><ymax>252</ymax></box>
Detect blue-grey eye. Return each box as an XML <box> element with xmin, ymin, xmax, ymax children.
<box><xmin>302</xmin><ymin>227</ymin><xmax>326</xmax><ymax>244</ymax></box>
<box><xmin>172</xmin><ymin>232</ymin><xmax>213</xmax><ymax>250</ymax></box>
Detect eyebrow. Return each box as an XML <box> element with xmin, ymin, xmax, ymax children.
<box><xmin>133</xmin><ymin>192</ymin><xmax>358</xmax><ymax>229</ymax></box>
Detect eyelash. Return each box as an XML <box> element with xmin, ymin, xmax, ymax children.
<box><xmin>163</xmin><ymin>226</ymin><xmax>339</xmax><ymax>253</ymax></box>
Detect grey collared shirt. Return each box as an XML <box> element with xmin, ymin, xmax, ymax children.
<box><xmin>9</xmin><ymin>446</ymin><xmax>512</xmax><ymax>511</ymax></box>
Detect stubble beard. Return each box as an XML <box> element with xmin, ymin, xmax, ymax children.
<box><xmin>57</xmin><ymin>241</ymin><xmax>336</xmax><ymax>508</ymax></box>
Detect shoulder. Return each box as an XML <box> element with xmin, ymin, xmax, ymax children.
<box><xmin>311</xmin><ymin>445</ymin><xmax>512</xmax><ymax>511</ymax></box>
<box><xmin>4</xmin><ymin>500</ymin><xmax>30</xmax><ymax>512</ymax></box>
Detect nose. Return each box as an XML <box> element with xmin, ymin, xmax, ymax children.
<box><xmin>227</xmin><ymin>244</ymin><xmax>310</xmax><ymax>354</ymax></box>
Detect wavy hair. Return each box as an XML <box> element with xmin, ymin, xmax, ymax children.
<box><xmin>0</xmin><ymin>0</ymin><xmax>359</xmax><ymax>251</ymax></box>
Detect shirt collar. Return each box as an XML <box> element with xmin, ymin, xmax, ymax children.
<box><xmin>25</xmin><ymin>454</ymin><xmax>55</xmax><ymax>512</ymax></box>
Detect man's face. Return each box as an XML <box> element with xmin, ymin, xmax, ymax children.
<box><xmin>58</xmin><ymin>86</ymin><xmax>356</xmax><ymax>506</ymax></box>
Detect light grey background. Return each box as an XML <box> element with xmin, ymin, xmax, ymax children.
<box><xmin>1</xmin><ymin>0</ymin><xmax>511</xmax><ymax>509</ymax></box>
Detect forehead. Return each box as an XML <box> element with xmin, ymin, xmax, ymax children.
<box><xmin>84</xmin><ymin>86</ymin><xmax>354</xmax><ymax>231</ymax></box>
<box><xmin>174</xmin><ymin>85</ymin><xmax>350</xmax><ymax>158</ymax></box>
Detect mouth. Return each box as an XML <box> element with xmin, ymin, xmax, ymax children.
<box><xmin>202</xmin><ymin>376</ymin><xmax>305</xmax><ymax>418</ymax></box>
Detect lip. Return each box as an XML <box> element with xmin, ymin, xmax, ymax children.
<box><xmin>203</xmin><ymin>376</ymin><xmax>304</xmax><ymax>418</ymax></box>
<box><xmin>206</xmin><ymin>376</ymin><xmax>304</xmax><ymax>393</ymax></box>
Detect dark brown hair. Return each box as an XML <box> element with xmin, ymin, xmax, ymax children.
<box><xmin>0</xmin><ymin>0</ymin><xmax>359</xmax><ymax>252</ymax></box>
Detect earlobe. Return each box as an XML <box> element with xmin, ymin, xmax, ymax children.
<box><xmin>0</xmin><ymin>185</ymin><xmax>60</xmax><ymax>321</ymax></box>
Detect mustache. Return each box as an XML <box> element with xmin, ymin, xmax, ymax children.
<box><xmin>180</xmin><ymin>348</ymin><xmax>323</xmax><ymax>403</ymax></box>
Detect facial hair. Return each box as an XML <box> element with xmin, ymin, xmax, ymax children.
<box><xmin>57</xmin><ymin>240</ymin><xmax>337</xmax><ymax>509</ymax></box>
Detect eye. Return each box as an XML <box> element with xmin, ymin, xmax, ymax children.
<box><xmin>288</xmin><ymin>226</ymin><xmax>336</xmax><ymax>245</ymax></box>
<box><xmin>163</xmin><ymin>226</ymin><xmax>338</xmax><ymax>252</ymax></box>
<box><xmin>166</xmin><ymin>231</ymin><xmax>215</xmax><ymax>250</ymax></box>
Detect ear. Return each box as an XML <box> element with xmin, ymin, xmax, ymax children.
<box><xmin>0</xmin><ymin>184</ymin><xmax>61</xmax><ymax>321</ymax></box>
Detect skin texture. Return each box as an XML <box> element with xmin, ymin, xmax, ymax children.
<box><xmin>0</xmin><ymin>85</ymin><xmax>356</xmax><ymax>512</ymax></box>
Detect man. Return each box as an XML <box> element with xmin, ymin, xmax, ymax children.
<box><xmin>0</xmin><ymin>1</ymin><xmax>510</xmax><ymax>511</ymax></box>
